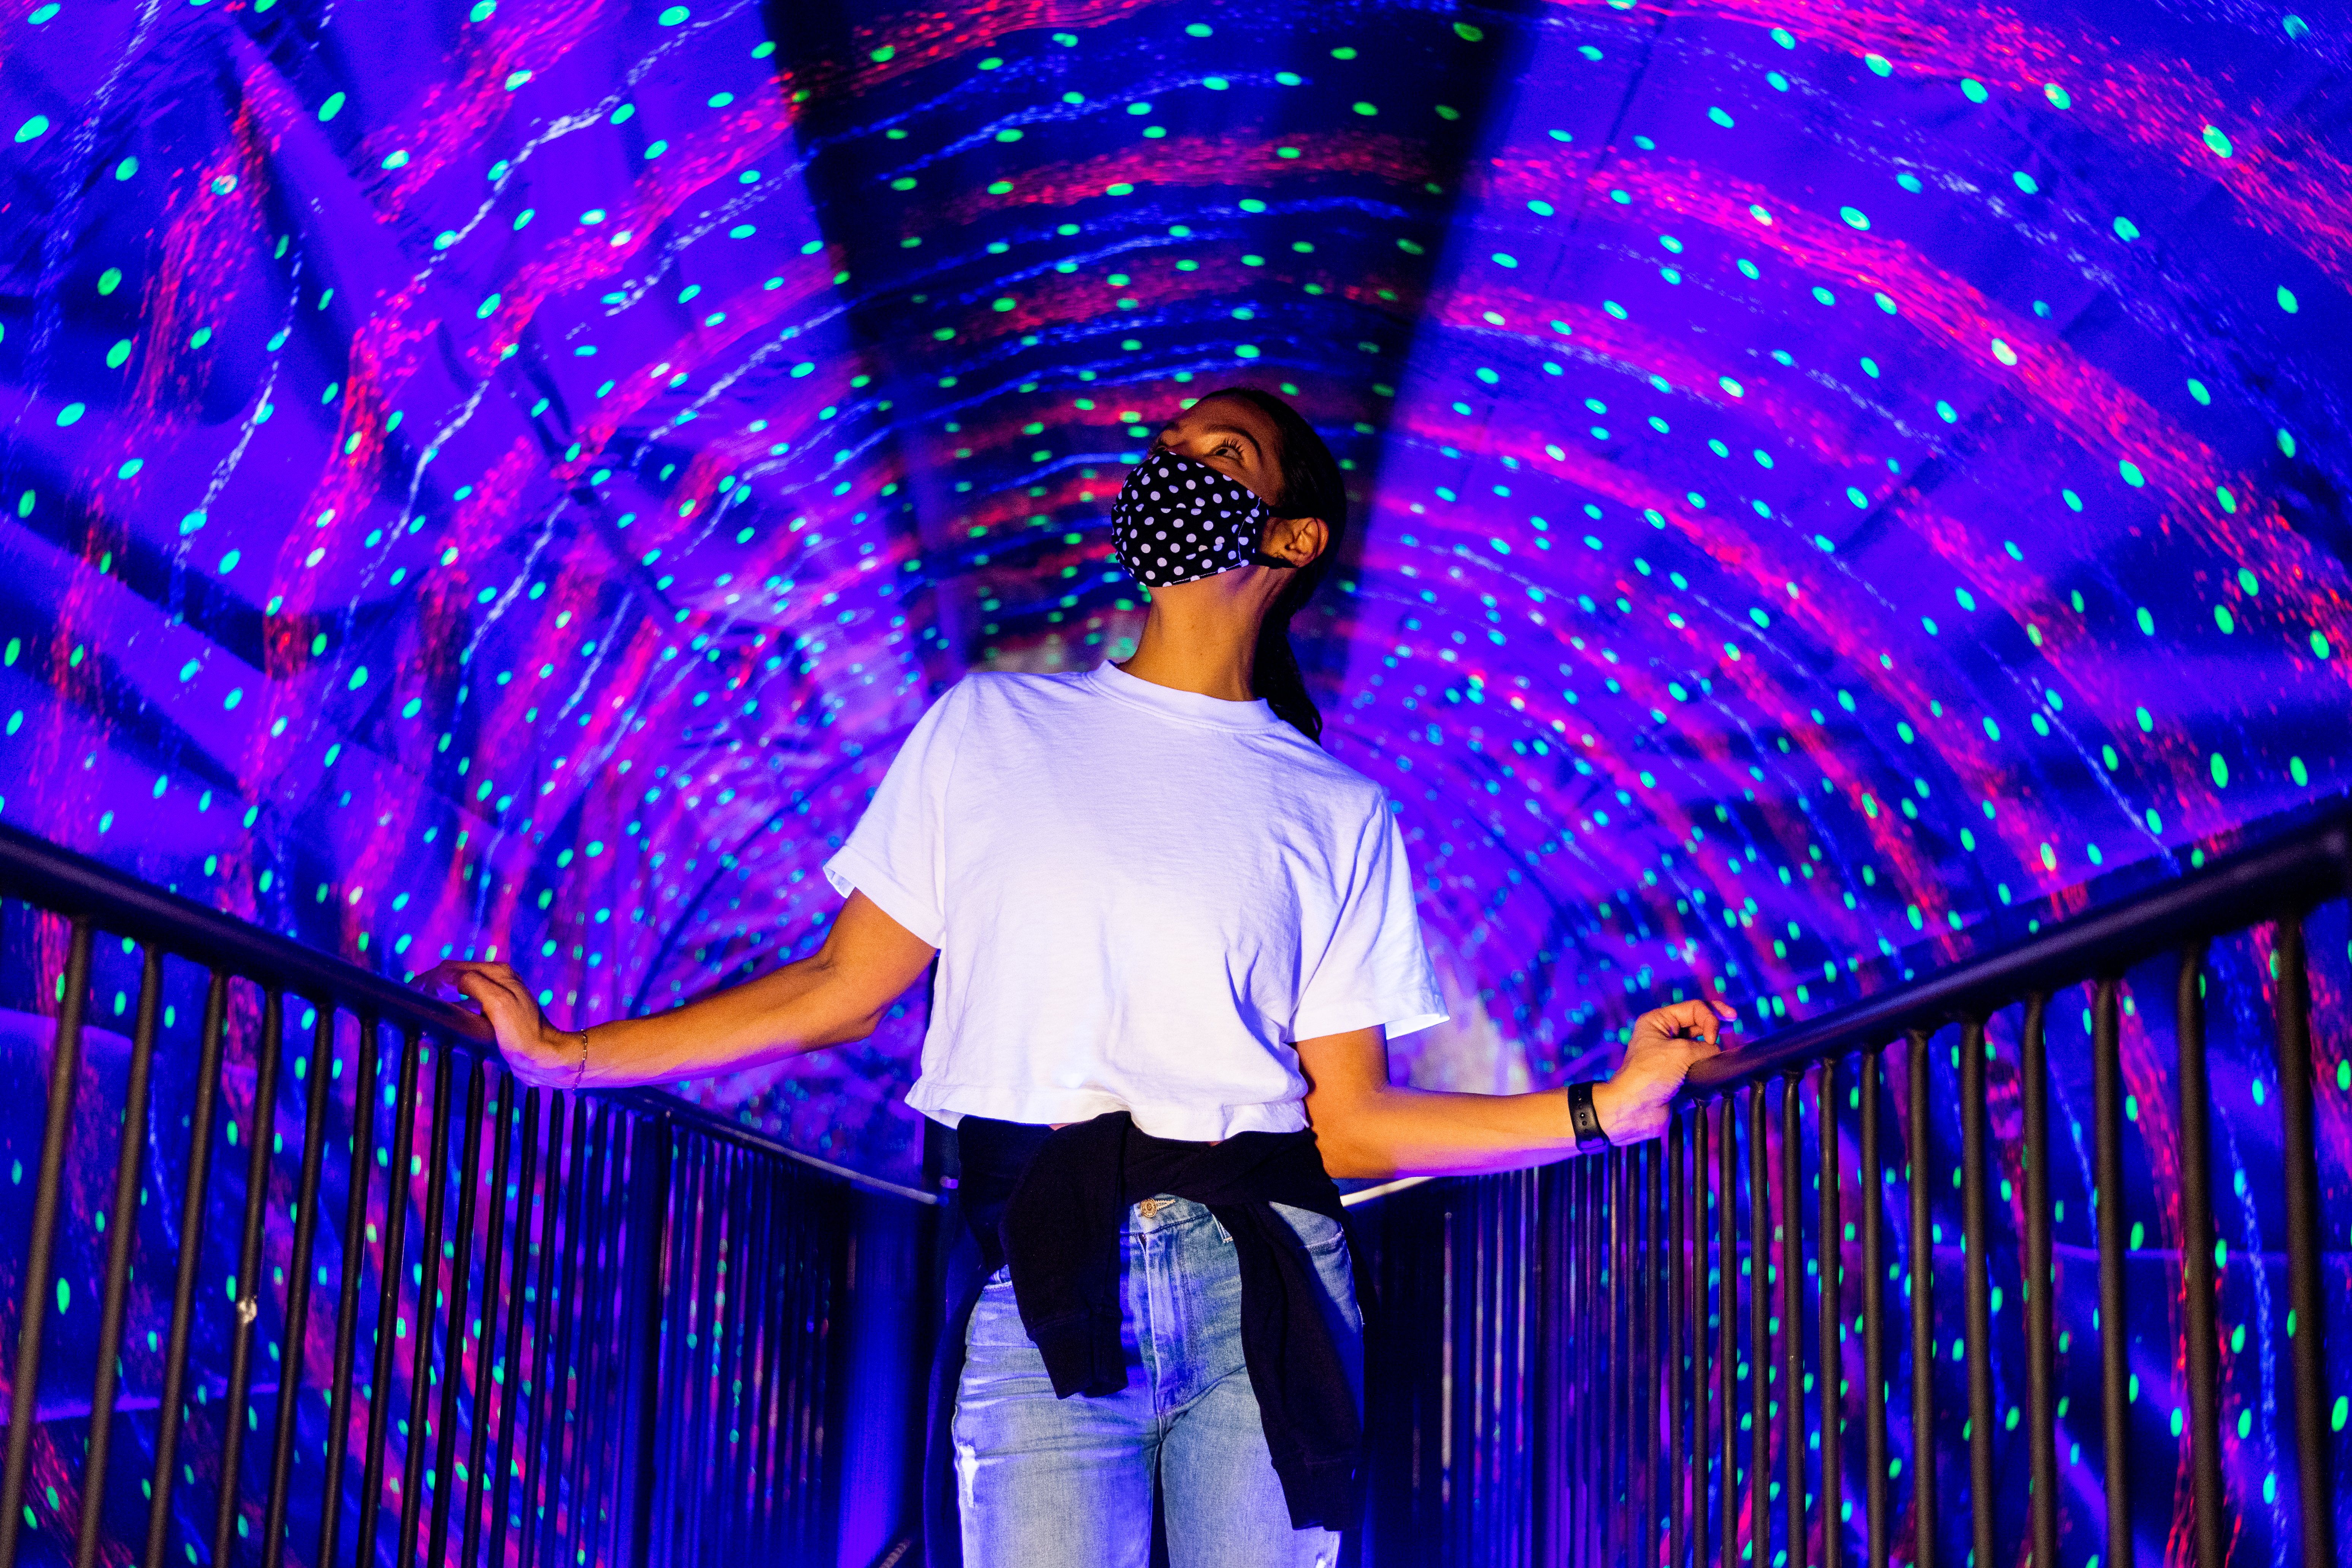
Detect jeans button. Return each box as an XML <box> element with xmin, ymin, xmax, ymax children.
<box><xmin>1137</xmin><ymin>1198</ymin><xmax>1160</xmax><ymax>1219</ymax></box>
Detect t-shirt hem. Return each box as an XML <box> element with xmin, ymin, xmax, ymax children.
<box><xmin>1290</xmin><ymin>996</ymin><xmax>1449</xmax><ymax>1042</ymax></box>
<box><xmin>909</xmin><ymin>1081</ymin><xmax>1310</xmax><ymax>1141</ymax></box>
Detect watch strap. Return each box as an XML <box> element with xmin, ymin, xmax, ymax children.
<box><xmin>1566</xmin><ymin>1080</ymin><xmax>1611</xmax><ymax>1151</ymax></box>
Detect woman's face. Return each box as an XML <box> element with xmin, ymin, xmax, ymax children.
<box><xmin>1149</xmin><ymin>397</ymin><xmax>1287</xmax><ymax>510</ymax></box>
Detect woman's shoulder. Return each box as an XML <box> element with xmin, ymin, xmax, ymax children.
<box><xmin>922</xmin><ymin>667</ymin><xmax>1097</xmax><ymax>732</ymax></box>
<box><xmin>1255</xmin><ymin>729</ymin><xmax>1394</xmax><ymax>817</ymax></box>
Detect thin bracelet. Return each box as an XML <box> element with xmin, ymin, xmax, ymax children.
<box><xmin>571</xmin><ymin>1024</ymin><xmax>592</xmax><ymax>1094</ymax></box>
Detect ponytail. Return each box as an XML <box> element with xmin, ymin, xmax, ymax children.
<box><xmin>1194</xmin><ymin>386</ymin><xmax>1348</xmax><ymax>743</ymax></box>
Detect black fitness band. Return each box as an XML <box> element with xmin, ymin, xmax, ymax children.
<box><xmin>1565</xmin><ymin>1080</ymin><xmax>1610</xmax><ymax>1151</ymax></box>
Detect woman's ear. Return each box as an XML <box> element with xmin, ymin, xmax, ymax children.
<box><xmin>1266</xmin><ymin>514</ymin><xmax>1328</xmax><ymax>568</ymax></box>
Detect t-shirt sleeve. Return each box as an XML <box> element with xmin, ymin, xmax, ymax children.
<box><xmin>1289</xmin><ymin>798</ymin><xmax>1447</xmax><ymax>1042</ymax></box>
<box><xmin>819</xmin><ymin>682</ymin><xmax>971</xmax><ymax>949</ymax></box>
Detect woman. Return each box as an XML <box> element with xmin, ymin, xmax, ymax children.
<box><xmin>422</xmin><ymin>386</ymin><xmax>1729</xmax><ymax>1568</ymax></box>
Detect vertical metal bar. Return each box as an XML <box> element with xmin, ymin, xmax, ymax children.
<box><xmin>214</xmin><ymin>987</ymin><xmax>287</xmax><ymax>1566</ymax></box>
<box><xmin>2091</xmin><ymin>979</ymin><xmax>2131</xmax><ymax>1568</ymax></box>
<box><xmin>1604</xmin><ymin>1146</ymin><xmax>1622</xmax><ymax>1564</ymax></box>
<box><xmin>1692</xmin><ymin>1105</ymin><xmax>1710</xmax><ymax>1568</ymax></box>
<box><xmin>1647</xmin><ymin>1139</ymin><xmax>1664</xmax><ymax>1567</ymax></box>
<box><xmin>2173</xmin><ymin>947</ymin><xmax>2222</xmax><ymax>1568</ymax></box>
<box><xmin>262</xmin><ymin>999</ymin><xmax>340</xmax><ymax>1568</ymax></box>
<box><xmin>1748</xmin><ymin>1086</ymin><xmax>1770</xmax><ymax>1568</ymax></box>
<box><xmin>427</xmin><ymin>1055</ymin><xmax>489</xmax><ymax>1567</ymax></box>
<box><xmin>1639</xmin><ymin>1141</ymin><xmax>1657</xmax><ymax>1564</ymax></box>
<box><xmin>485</xmin><ymin>1089</ymin><xmax>544</xmax><ymax>1568</ymax></box>
<box><xmin>316</xmin><ymin>1013</ymin><xmax>382</xmax><ymax>1568</ymax></box>
<box><xmin>1959</xmin><ymin>1017</ymin><xmax>1994</xmax><ymax>1568</ymax></box>
<box><xmin>2020</xmin><ymin>995</ymin><xmax>2058</xmax><ymax>1568</ymax></box>
<box><xmin>1665</xmin><ymin>1114</ymin><xmax>1684</xmax><ymax>1568</ymax></box>
<box><xmin>144</xmin><ymin>968</ymin><xmax>232</xmax><ymax>1568</ymax></box>
<box><xmin>548</xmin><ymin>1103</ymin><xmax>611</xmax><ymax>1566</ymax></box>
<box><xmin>1817</xmin><ymin>1058</ymin><xmax>1843</xmax><ymax>1568</ymax></box>
<box><xmin>74</xmin><ymin>944</ymin><xmax>162</xmax><ymax>1568</ymax></box>
<box><xmin>1859</xmin><ymin>1048</ymin><xmax>1888</xmax><ymax>1568</ymax></box>
<box><xmin>461</xmin><ymin>1070</ymin><xmax>518</xmax><ymax>1568</ymax></box>
<box><xmin>1906</xmin><ymin>1027</ymin><xmax>1938</xmax><ymax>1568</ymax></box>
<box><xmin>1670</xmin><ymin>1111</ymin><xmax>1688</xmax><ymax>1568</ymax></box>
<box><xmin>1718</xmin><ymin>1098</ymin><xmax>1736</xmax><ymax>1566</ymax></box>
<box><xmin>2271</xmin><ymin>916</ymin><xmax>2336</xmax><ymax>1568</ymax></box>
<box><xmin>519</xmin><ymin>1096</ymin><xmax>583</xmax><ymax>1568</ymax></box>
<box><xmin>1571</xmin><ymin>1147</ymin><xmax>1590</xmax><ymax>1561</ymax></box>
<box><xmin>355</xmin><ymin>1029</ymin><xmax>423</xmax><ymax>1568</ymax></box>
<box><xmin>398</xmin><ymin>1041</ymin><xmax>457</xmax><ymax>1564</ymax></box>
<box><xmin>1782</xmin><ymin>1076</ymin><xmax>1808</xmax><ymax>1568</ymax></box>
<box><xmin>1582</xmin><ymin>1149</ymin><xmax>1598</xmax><ymax>1566</ymax></box>
<box><xmin>1620</xmin><ymin>1144</ymin><xmax>1636</xmax><ymax>1560</ymax></box>
<box><xmin>0</xmin><ymin>917</ymin><xmax>94</xmax><ymax>1562</ymax></box>
<box><xmin>529</xmin><ymin>1097</ymin><xmax>596</xmax><ymax>1568</ymax></box>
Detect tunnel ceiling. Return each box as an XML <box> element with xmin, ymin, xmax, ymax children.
<box><xmin>2</xmin><ymin>0</ymin><xmax>2347</xmax><ymax>1179</ymax></box>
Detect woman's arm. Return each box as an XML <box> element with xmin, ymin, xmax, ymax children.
<box><xmin>1298</xmin><ymin>998</ymin><xmax>1733</xmax><ymax>1179</ymax></box>
<box><xmin>413</xmin><ymin>890</ymin><xmax>939</xmax><ymax>1090</ymax></box>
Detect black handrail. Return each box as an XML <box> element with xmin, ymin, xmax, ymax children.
<box><xmin>1680</xmin><ymin>805</ymin><xmax>2352</xmax><ymax>1100</ymax></box>
<box><xmin>0</xmin><ymin>816</ymin><xmax>936</xmax><ymax>1205</ymax></box>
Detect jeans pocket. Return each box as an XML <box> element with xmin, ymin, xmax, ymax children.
<box><xmin>1274</xmin><ymin>1203</ymin><xmax>1346</xmax><ymax>1257</ymax></box>
<box><xmin>964</xmin><ymin>1271</ymin><xmax>1030</xmax><ymax>1351</ymax></box>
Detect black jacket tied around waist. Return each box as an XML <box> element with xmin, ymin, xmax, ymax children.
<box><xmin>922</xmin><ymin>1112</ymin><xmax>1366</xmax><ymax>1566</ymax></box>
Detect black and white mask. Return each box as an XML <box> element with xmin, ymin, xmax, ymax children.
<box><xmin>1108</xmin><ymin>447</ymin><xmax>1291</xmax><ymax>588</ymax></box>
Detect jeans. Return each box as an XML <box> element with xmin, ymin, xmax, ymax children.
<box><xmin>952</xmin><ymin>1194</ymin><xmax>1362</xmax><ymax>1568</ymax></box>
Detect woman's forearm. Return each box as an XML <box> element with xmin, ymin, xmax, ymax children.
<box><xmin>577</xmin><ymin>952</ymin><xmax>882</xmax><ymax>1089</ymax></box>
<box><xmin>1314</xmin><ymin>1083</ymin><xmax>1579</xmax><ymax>1180</ymax></box>
<box><xmin>424</xmin><ymin>890</ymin><xmax>940</xmax><ymax>1093</ymax></box>
<box><xmin>1300</xmin><ymin>1003</ymin><xmax>1727</xmax><ymax>1181</ymax></box>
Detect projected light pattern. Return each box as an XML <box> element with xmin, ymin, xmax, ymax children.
<box><xmin>0</xmin><ymin>0</ymin><xmax>2347</xmax><ymax>1560</ymax></box>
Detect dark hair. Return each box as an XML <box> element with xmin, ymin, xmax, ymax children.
<box><xmin>1192</xmin><ymin>386</ymin><xmax>1347</xmax><ymax>742</ymax></box>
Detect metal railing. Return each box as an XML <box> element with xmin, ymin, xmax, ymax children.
<box><xmin>3</xmin><ymin>804</ymin><xmax>2344</xmax><ymax>1568</ymax></box>
<box><xmin>0</xmin><ymin>820</ymin><xmax>934</xmax><ymax>1568</ymax></box>
<box><xmin>1344</xmin><ymin>808</ymin><xmax>2348</xmax><ymax>1568</ymax></box>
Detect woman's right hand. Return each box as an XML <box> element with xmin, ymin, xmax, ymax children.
<box><xmin>413</xmin><ymin>960</ymin><xmax>583</xmax><ymax>1090</ymax></box>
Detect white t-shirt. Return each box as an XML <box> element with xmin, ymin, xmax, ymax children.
<box><xmin>822</xmin><ymin>661</ymin><xmax>1446</xmax><ymax>1141</ymax></box>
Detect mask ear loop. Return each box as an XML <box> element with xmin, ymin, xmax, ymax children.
<box><xmin>1246</xmin><ymin>550</ymin><xmax>1298</xmax><ymax>570</ymax></box>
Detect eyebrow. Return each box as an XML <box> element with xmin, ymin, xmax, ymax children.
<box><xmin>1191</xmin><ymin>423</ymin><xmax>1262</xmax><ymax>458</ymax></box>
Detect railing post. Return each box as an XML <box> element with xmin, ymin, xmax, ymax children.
<box><xmin>627</xmin><ymin>1113</ymin><xmax>675</xmax><ymax>1568</ymax></box>
<box><xmin>1858</xmin><ymin>1047</ymin><xmax>1888</xmax><ymax>1568</ymax></box>
<box><xmin>1780</xmin><ymin>1074</ymin><xmax>1807</xmax><ymax>1568</ymax></box>
<box><xmin>1958</xmin><ymin>1017</ymin><xmax>1994</xmax><ymax>1568</ymax></box>
<box><xmin>215</xmin><ymin>986</ymin><xmax>288</xmax><ymax>1565</ymax></box>
<box><xmin>75</xmin><ymin>944</ymin><xmax>162</xmax><ymax>1568</ymax></box>
<box><xmin>2090</xmin><ymin>979</ymin><xmax>2132</xmax><ymax>1568</ymax></box>
<box><xmin>1816</xmin><ymin>1057</ymin><xmax>1842</xmax><ymax>1568</ymax></box>
<box><xmin>2020</xmin><ymin>996</ymin><xmax>2058</xmax><ymax>1568</ymax></box>
<box><xmin>144</xmin><ymin>968</ymin><xmax>232</xmax><ymax>1568</ymax></box>
<box><xmin>0</xmin><ymin>917</ymin><xmax>92</xmax><ymax>1562</ymax></box>
<box><xmin>262</xmin><ymin>998</ymin><xmax>340</xmax><ymax>1568</ymax></box>
<box><xmin>1904</xmin><ymin>1028</ymin><xmax>1937</xmax><ymax>1568</ymax></box>
<box><xmin>2173</xmin><ymin>947</ymin><xmax>2223</xmax><ymax>1568</ymax></box>
<box><xmin>2272</xmin><ymin>916</ymin><xmax>2336</xmax><ymax>1568</ymax></box>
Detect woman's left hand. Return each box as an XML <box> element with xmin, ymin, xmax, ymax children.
<box><xmin>1591</xmin><ymin>998</ymin><xmax>1736</xmax><ymax>1143</ymax></box>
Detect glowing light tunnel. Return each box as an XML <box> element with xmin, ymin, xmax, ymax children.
<box><xmin>1</xmin><ymin>2</ymin><xmax>2346</xmax><ymax>1187</ymax></box>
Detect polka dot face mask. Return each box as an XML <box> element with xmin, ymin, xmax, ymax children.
<box><xmin>1108</xmin><ymin>447</ymin><xmax>1290</xmax><ymax>588</ymax></box>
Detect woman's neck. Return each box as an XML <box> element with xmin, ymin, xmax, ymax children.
<box><xmin>1117</xmin><ymin>581</ymin><xmax>1268</xmax><ymax>701</ymax></box>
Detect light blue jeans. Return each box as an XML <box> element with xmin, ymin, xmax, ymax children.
<box><xmin>952</xmin><ymin>1195</ymin><xmax>1362</xmax><ymax>1568</ymax></box>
